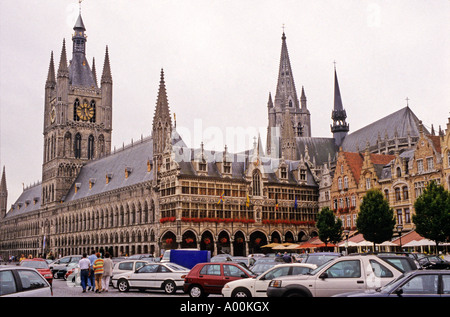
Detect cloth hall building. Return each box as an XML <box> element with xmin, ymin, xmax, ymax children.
<box><xmin>1</xmin><ymin>12</ymin><xmax>448</xmax><ymax>260</ymax></box>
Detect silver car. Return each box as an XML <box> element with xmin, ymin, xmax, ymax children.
<box><xmin>0</xmin><ymin>266</ymin><xmax>52</xmax><ymax>297</ymax></box>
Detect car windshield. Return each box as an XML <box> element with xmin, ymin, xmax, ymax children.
<box><xmin>20</xmin><ymin>261</ymin><xmax>48</xmax><ymax>269</ymax></box>
<box><xmin>166</xmin><ymin>263</ymin><xmax>189</xmax><ymax>271</ymax></box>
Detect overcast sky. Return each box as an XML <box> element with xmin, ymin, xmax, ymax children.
<box><xmin>1</xmin><ymin>0</ymin><xmax>449</xmax><ymax>205</ymax></box>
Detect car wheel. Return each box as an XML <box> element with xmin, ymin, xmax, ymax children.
<box><xmin>232</xmin><ymin>288</ymin><xmax>252</xmax><ymax>297</ymax></box>
<box><xmin>117</xmin><ymin>279</ymin><xmax>130</xmax><ymax>292</ymax></box>
<box><xmin>189</xmin><ymin>285</ymin><xmax>205</xmax><ymax>297</ymax></box>
<box><xmin>53</xmin><ymin>271</ymin><xmax>59</xmax><ymax>279</ymax></box>
<box><xmin>164</xmin><ymin>280</ymin><xmax>177</xmax><ymax>295</ymax></box>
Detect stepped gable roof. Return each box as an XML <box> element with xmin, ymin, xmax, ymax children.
<box><xmin>341</xmin><ymin>152</ymin><xmax>364</xmax><ymax>183</ymax></box>
<box><xmin>5</xmin><ymin>184</ymin><xmax>41</xmax><ymax>219</ymax></box>
<box><xmin>427</xmin><ymin>134</ymin><xmax>441</xmax><ymax>154</ymax></box>
<box><xmin>342</xmin><ymin>106</ymin><xmax>426</xmax><ymax>152</ymax></box>
<box><xmin>295</xmin><ymin>137</ymin><xmax>338</xmax><ymax>166</ymax></box>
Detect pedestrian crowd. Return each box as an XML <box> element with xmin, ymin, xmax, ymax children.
<box><xmin>79</xmin><ymin>250</ymin><xmax>113</xmax><ymax>293</ymax></box>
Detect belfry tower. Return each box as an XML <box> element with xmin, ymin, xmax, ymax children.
<box><xmin>41</xmin><ymin>12</ymin><xmax>112</xmax><ymax>206</ymax></box>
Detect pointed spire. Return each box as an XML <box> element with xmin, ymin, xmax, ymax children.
<box><xmin>101</xmin><ymin>46</ymin><xmax>112</xmax><ymax>84</ymax></box>
<box><xmin>0</xmin><ymin>166</ymin><xmax>6</xmax><ymax>192</ymax></box>
<box><xmin>300</xmin><ymin>86</ymin><xmax>307</xmax><ymax>109</ymax></box>
<box><xmin>57</xmin><ymin>39</ymin><xmax>69</xmax><ymax>78</ymax></box>
<box><xmin>153</xmin><ymin>68</ymin><xmax>172</xmax><ymax>123</ymax></box>
<box><xmin>331</xmin><ymin>66</ymin><xmax>349</xmax><ymax>147</ymax></box>
<box><xmin>92</xmin><ymin>57</ymin><xmax>98</xmax><ymax>87</ymax></box>
<box><xmin>333</xmin><ymin>68</ymin><xmax>344</xmax><ymax>111</ymax></box>
<box><xmin>274</xmin><ymin>31</ymin><xmax>299</xmax><ymax>110</ymax></box>
<box><xmin>46</xmin><ymin>51</ymin><xmax>56</xmax><ymax>85</ymax></box>
<box><xmin>74</xmin><ymin>13</ymin><xmax>86</xmax><ymax>31</ymax></box>
<box><xmin>267</xmin><ymin>92</ymin><xmax>273</xmax><ymax>108</ymax></box>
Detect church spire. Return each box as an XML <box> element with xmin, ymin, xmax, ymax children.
<box><xmin>331</xmin><ymin>66</ymin><xmax>349</xmax><ymax>147</ymax></box>
<box><xmin>0</xmin><ymin>166</ymin><xmax>7</xmax><ymax>219</ymax></box>
<box><xmin>274</xmin><ymin>31</ymin><xmax>299</xmax><ymax>110</ymax></box>
<box><xmin>152</xmin><ymin>69</ymin><xmax>173</xmax><ymax>157</ymax></box>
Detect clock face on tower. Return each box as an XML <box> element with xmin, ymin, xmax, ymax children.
<box><xmin>76</xmin><ymin>101</ymin><xmax>94</xmax><ymax>121</ymax></box>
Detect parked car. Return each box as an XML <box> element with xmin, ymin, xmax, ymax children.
<box><xmin>19</xmin><ymin>258</ymin><xmax>53</xmax><ymax>285</ymax></box>
<box><xmin>222</xmin><ymin>263</ymin><xmax>317</xmax><ymax>297</ymax></box>
<box><xmin>335</xmin><ymin>270</ymin><xmax>450</xmax><ymax>297</ymax></box>
<box><xmin>249</xmin><ymin>260</ymin><xmax>281</xmax><ymax>276</ymax></box>
<box><xmin>303</xmin><ymin>252</ymin><xmax>341</xmax><ymax>267</ymax></box>
<box><xmin>418</xmin><ymin>256</ymin><xmax>450</xmax><ymax>270</ymax></box>
<box><xmin>127</xmin><ymin>254</ymin><xmax>156</xmax><ymax>261</ymax></box>
<box><xmin>112</xmin><ymin>259</ymin><xmax>150</xmax><ymax>280</ymax></box>
<box><xmin>112</xmin><ymin>262</ymin><xmax>190</xmax><ymax>294</ymax></box>
<box><xmin>229</xmin><ymin>256</ymin><xmax>256</xmax><ymax>269</ymax></box>
<box><xmin>0</xmin><ymin>265</ymin><xmax>52</xmax><ymax>297</ymax></box>
<box><xmin>184</xmin><ymin>262</ymin><xmax>256</xmax><ymax>297</ymax></box>
<box><xmin>267</xmin><ymin>254</ymin><xmax>404</xmax><ymax>297</ymax></box>
<box><xmin>376</xmin><ymin>253</ymin><xmax>419</xmax><ymax>273</ymax></box>
<box><xmin>65</xmin><ymin>262</ymin><xmax>81</xmax><ymax>283</ymax></box>
<box><xmin>48</xmin><ymin>255</ymin><xmax>82</xmax><ymax>279</ymax></box>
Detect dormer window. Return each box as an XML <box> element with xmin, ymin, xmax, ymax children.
<box><xmin>299</xmin><ymin>169</ymin><xmax>306</xmax><ymax>181</ymax></box>
<box><xmin>165</xmin><ymin>158</ymin><xmax>171</xmax><ymax>170</ymax></box>
<box><xmin>280</xmin><ymin>167</ymin><xmax>287</xmax><ymax>179</ymax></box>
<box><xmin>223</xmin><ymin>162</ymin><xmax>231</xmax><ymax>174</ymax></box>
<box><xmin>198</xmin><ymin>159</ymin><xmax>207</xmax><ymax>172</ymax></box>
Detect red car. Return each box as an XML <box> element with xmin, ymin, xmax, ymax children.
<box><xmin>19</xmin><ymin>258</ymin><xmax>53</xmax><ymax>285</ymax></box>
<box><xmin>183</xmin><ymin>262</ymin><xmax>256</xmax><ymax>297</ymax></box>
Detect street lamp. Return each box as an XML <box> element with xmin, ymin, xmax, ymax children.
<box><xmin>397</xmin><ymin>224</ymin><xmax>403</xmax><ymax>252</ymax></box>
<box><xmin>343</xmin><ymin>230</ymin><xmax>350</xmax><ymax>255</ymax></box>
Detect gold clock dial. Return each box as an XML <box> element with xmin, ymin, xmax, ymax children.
<box><xmin>76</xmin><ymin>102</ymin><xmax>94</xmax><ymax>121</ymax></box>
<box><xmin>50</xmin><ymin>106</ymin><xmax>56</xmax><ymax>123</ymax></box>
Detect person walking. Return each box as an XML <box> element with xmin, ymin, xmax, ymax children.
<box><xmin>87</xmin><ymin>250</ymin><xmax>97</xmax><ymax>291</ymax></box>
<box><xmin>79</xmin><ymin>253</ymin><xmax>90</xmax><ymax>293</ymax></box>
<box><xmin>101</xmin><ymin>253</ymin><xmax>113</xmax><ymax>292</ymax></box>
<box><xmin>93</xmin><ymin>253</ymin><xmax>104</xmax><ymax>293</ymax></box>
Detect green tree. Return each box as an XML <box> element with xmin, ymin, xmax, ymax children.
<box><xmin>317</xmin><ymin>207</ymin><xmax>343</xmax><ymax>249</ymax></box>
<box><xmin>356</xmin><ymin>189</ymin><xmax>396</xmax><ymax>249</ymax></box>
<box><xmin>413</xmin><ymin>181</ymin><xmax>450</xmax><ymax>254</ymax></box>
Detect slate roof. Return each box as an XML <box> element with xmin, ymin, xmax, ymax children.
<box><xmin>295</xmin><ymin>137</ymin><xmax>338</xmax><ymax>166</ymax></box>
<box><xmin>69</xmin><ymin>54</ymin><xmax>97</xmax><ymax>88</ymax></box>
<box><xmin>342</xmin><ymin>106</ymin><xmax>426</xmax><ymax>152</ymax></box>
<box><xmin>5</xmin><ymin>184</ymin><xmax>41</xmax><ymax>219</ymax></box>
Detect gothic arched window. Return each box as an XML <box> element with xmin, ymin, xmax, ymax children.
<box><xmin>252</xmin><ymin>171</ymin><xmax>261</xmax><ymax>196</ymax></box>
<box><xmin>74</xmin><ymin>133</ymin><xmax>82</xmax><ymax>159</ymax></box>
<box><xmin>88</xmin><ymin>135</ymin><xmax>94</xmax><ymax>160</ymax></box>
<box><xmin>74</xmin><ymin>99</ymin><xmax>80</xmax><ymax>121</ymax></box>
<box><xmin>89</xmin><ymin>100</ymin><xmax>96</xmax><ymax>123</ymax></box>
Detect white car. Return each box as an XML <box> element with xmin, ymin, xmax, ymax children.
<box><xmin>112</xmin><ymin>262</ymin><xmax>190</xmax><ymax>294</ymax></box>
<box><xmin>222</xmin><ymin>263</ymin><xmax>317</xmax><ymax>297</ymax></box>
<box><xmin>0</xmin><ymin>266</ymin><xmax>52</xmax><ymax>297</ymax></box>
<box><xmin>267</xmin><ymin>254</ymin><xmax>406</xmax><ymax>297</ymax></box>
<box><xmin>112</xmin><ymin>259</ymin><xmax>150</xmax><ymax>278</ymax></box>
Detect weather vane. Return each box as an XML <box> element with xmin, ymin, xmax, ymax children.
<box><xmin>79</xmin><ymin>0</ymin><xmax>83</xmax><ymax>14</ymax></box>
